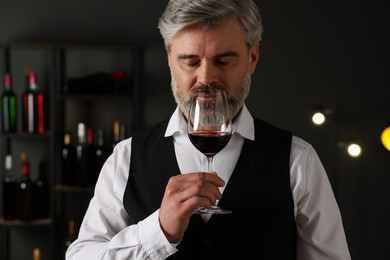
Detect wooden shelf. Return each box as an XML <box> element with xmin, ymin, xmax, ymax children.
<box><xmin>0</xmin><ymin>218</ymin><xmax>52</xmax><ymax>227</ymax></box>
<box><xmin>55</xmin><ymin>184</ymin><xmax>94</xmax><ymax>193</ymax></box>
<box><xmin>0</xmin><ymin>132</ymin><xmax>52</xmax><ymax>139</ymax></box>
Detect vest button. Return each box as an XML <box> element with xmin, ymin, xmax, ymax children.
<box><xmin>203</xmin><ymin>238</ymin><xmax>213</xmax><ymax>247</ymax></box>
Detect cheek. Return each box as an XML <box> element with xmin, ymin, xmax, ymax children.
<box><xmin>171</xmin><ymin>66</ymin><xmax>195</xmax><ymax>91</ymax></box>
<box><xmin>223</xmin><ymin>68</ymin><xmax>247</xmax><ymax>95</ymax></box>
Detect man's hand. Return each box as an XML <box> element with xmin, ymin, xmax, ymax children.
<box><xmin>159</xmin><ymin>172</ymin><xmax>225</xmax><ymax>243</ymax></box>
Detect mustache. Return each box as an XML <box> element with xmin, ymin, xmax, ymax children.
<box><xmin>190</xmin><ymin>84</ymin><xmax>226</xmax><ymax>99</ymax></box>
<box><xmin>191</xmin><ymin>83</ymin><xmax>224</xmax><ymax>92</ymax></box>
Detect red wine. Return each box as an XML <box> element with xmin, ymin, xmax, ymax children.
<box><xmin>189</xmin><ymin>131</ymin><xmax>231</xmax><ymax>156</ymax></box>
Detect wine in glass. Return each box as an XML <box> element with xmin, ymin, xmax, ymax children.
<box><xmin>187</xmin><ymin>87</ymin><xmax>232</xmax><ymax>214</ymax></box>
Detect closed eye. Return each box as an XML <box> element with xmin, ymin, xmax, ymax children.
<box><xmin>215</xmin><ymin>60</ymin><xmax>229</xmax><ymax>66</ymax></box>
<box><xmin>177</xmin><ymin>54</ymin><xmax>201</xmax><ymax>68</ymax></box>
<box><xmin>177</xmin><ymin>51</ymin><xmax>240</xmax><ymax>68</ymax></box>
<box><xmin>187</xmin><ymin>60</ymin><xmax>201</xmax><ymax>67</ymax></box>
<box><xmin>214</xmin><ymin>51</ymin><xmax>239</xmax><ymax>66</ymax></box>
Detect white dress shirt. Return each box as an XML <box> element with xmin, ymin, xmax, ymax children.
<box><xmin>66</xmin><ymin>105</ymin><xmax>351</xmax><ymax>260</ymax></box>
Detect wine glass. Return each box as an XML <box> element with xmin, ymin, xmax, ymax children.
<box><xmin>186</xmin><ymin>86</ymin><xmax>233</xmax><ymax>214</ymax></box>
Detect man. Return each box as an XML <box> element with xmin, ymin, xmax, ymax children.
<box><xmin>66</xmin><ymin>0</ymin><xmax>351</xmax><ymax>259</ymax></box>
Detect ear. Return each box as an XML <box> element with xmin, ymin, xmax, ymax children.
<box><xmin>249</xmin><ymin>42</ymin><xmax>260</xmax><ymax>75</ymax></box>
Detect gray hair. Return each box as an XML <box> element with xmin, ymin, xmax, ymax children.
<box><xmin>158</xmin><ymin>0</ymin><xmax>263</xmax><ymax>51</ymax></box>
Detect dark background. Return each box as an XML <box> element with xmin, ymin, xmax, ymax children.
<box><xmin>0</xmin><ymin>0</ymin><xmax>389</xmax><ymax>259</ymax></box>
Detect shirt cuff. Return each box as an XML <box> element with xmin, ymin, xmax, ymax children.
<box><xmin>138</xmin><ymin>210</ymin><xmax>178</xmax><ymax>259</ymax></box>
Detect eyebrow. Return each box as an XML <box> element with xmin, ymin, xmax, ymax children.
<box><xmin>177</xmin><ymin>51</ymin><xmax>239</xmax><ymax>60</ymax></box>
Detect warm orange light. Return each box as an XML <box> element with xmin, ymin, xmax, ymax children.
<box><xmin>381</xmin><ymin>126</ymin><xmax>390</xmax><ymax>151</ymax></box>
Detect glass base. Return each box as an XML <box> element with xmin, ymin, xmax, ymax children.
<box><xmin>193</xmin><ymin>206</ymin><xmax>232</xmax><ymax>214</ymax></box>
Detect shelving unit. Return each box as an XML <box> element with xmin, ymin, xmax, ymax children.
<box><xmin>0</xmin><ymin>43</ymin><xmax>144</xmax><ymax>260</ymax></box>
<box><xmin>0</xmin><ymin>43</ymin><xmax>54</xmax><ymax>260</ymax></box>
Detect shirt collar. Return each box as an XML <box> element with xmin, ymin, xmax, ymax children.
<box><xmin>165</xmin><ymin>104</ymin><xmax>255</xmax><ymax>141</ymax></box>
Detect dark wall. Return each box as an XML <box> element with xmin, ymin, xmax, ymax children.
<box><xmin>1</xmin><ymin>0</ymin><xmax>389</xmax><ymax>259</ymax></box>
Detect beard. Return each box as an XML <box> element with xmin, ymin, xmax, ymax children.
<box><xmin>171</xmin><ymin>70</ymin><xmax>251</xmax><ymax>121</ymax></box>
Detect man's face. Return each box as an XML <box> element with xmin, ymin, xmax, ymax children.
<box><xmin>168</xmin><ymin>17</ymin><xmax>260</xmax><ymax>119</ymax></box>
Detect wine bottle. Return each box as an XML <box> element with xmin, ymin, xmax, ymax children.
<box><xmin>1</xmin><ymin>73</ymin><xmax>17</xmax><ymax>133</ymax></box>
<box><xmin>34</xmin><ymin>162</ymin><xmax>50</xmax><ymax>219</ymax></box>
<box><xmin>17</xmin><ymin>152</ymin><xmax>34</xmax><ymax>220</ymax></box>
<box><xmin>61</xmin><ymin>132</ymin><xmax>76</xmax><ymax>185</ymax></box>
<box><xmin>64</xmin><ymin>219</ymin><xmax>77</xmax><ymax>253</ymax></box>
<box><xmin>95</xmin><ymin>129</ymin><xmax>108</xmax><ymax>180</ymax></box>
<box><xmin>2</xmin><ymin>140</ymin><xmax>17</xmax><ymax>220</ymax></box>
<box><xmin>33</xmin><ymin>247</ymin><xmax>41</xmax><ymax>260</ymax></box>
<box><xmin>120</xmin><ymin>124</ymin><xmax>127</xmax><ymax>142</ymax></box>
<box><xmin>86</xmin><ymin>127</ymin><xmax>97</xmax><ymax>185</ymax></box>
<box><xmin>112</xmin><ymin>120</ymin><xmax>120</xmax><ymax>150</ymax></box>
<box><xmin>22</xmin><ymin>70</ymin><xmax>45</xmax><ymax>134</ymax></box>
<box><xmin>75</xmin><ymin>123</ymin><xmax>89</xmax><ymax>186</ymax></box>
<box><xmin>22</xmin><ymin>69</ymin><xmax>35</xmax><ymax>133</ymax></box>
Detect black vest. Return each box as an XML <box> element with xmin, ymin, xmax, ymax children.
<box><xmin>124</xmin><ymin>117</ymin><xmax>296</xmax><ymax>259</ymax></box>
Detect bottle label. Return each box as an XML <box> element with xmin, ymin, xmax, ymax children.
<box><xmin>28</xmin><ymin>94</ymin><xmax>34</xmax><ymax>133</ymax></box>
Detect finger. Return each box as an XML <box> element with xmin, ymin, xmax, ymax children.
<box><xmin>183</xmin><ymin>195</ymin><xmax>216</xmax><ymax>211</ymax></box>
<box><xmin>210</xmin><ymin>171</ymin><xmax>217</xmax><ymax>175</ymax></box>
<box><xmin>168</xmin><ymin>173</ymin><xmax>222</xmax><ymax>205</ymax></box>
<box><xmin>170</xmin><ymin>172</ymin><xmax>224</xmax><ymax>192</ymax></box>
<box><xmin>197</xmin><ymin>171</ymin><xmax>225</xmax><ymax>187</ymax></box>
<box><xmin>189</xmin><ymin>172</ymin><xmax>224</xmax><ymax>196</ymax></box>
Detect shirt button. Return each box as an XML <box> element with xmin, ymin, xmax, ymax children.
<box><xmin>203</xmin><ymin>238</ymin><xmax>213</xmax><ymax>246</ymax></box>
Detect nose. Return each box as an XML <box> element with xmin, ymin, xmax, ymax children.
<box><xmin>197</xmin><ymin>61</ymin><xmax>218</xmax><ymax>86</ymax></box>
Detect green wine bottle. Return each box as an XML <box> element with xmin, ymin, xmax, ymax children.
<box><xmin>1</xmin><ymin>73</ymin><xmax>17</xmax><ymax>133</ymax></box>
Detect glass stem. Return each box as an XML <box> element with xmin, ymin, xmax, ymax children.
<box><xmin>207</xmin><ymin>156</ymin><xmax>213</xmax><ymax>173</ymax></box>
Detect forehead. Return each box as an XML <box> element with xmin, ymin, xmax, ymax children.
<box><xmin>170</xmin><ymin>18</ymin><xmax>248</xmax><ymax>55</ymax></box>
